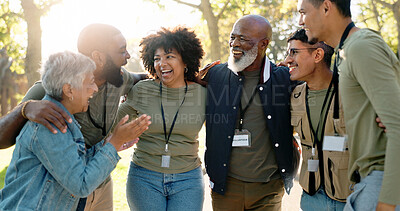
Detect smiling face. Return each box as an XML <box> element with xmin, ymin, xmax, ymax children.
<box><xmin>284</xmin><ymin>40</ymin><xmax>317</xmax><ymax>81</ymax></box>
<box><xmin>154</xmin><ymin>47</ymin><xmax>186</xmax><ymax>88</ymax></box>
<box><xmin>100</xmin><ymin>33</ymin><xmax>130</xmax><ymax>87</ymax></box>
<box><xmin>228</xmin><ymin>17</ymin><xmax>267</xmax><ymax>73</ymax></box>
<box><xmin>298</xmin><ymin>0</ymin><xmax>326</xmax><ymax>43</ymax></box>
<box><xmin>71</xmin><ymin>72</ymin><xmax>98</xmax><ymax>113</ymax></box>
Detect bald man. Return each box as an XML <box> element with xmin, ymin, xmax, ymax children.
<box><xmin>203</xmin><ymin>15</ymin><xmax>299</xmax><ymax>210</ymax></box>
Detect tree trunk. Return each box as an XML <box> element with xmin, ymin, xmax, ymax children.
<box><xmin>21</xmin><ymin>0</ymin><xmax>42</xmax><ymax>87</ymax></box>
<box><xmin>199</xmin><ymin>0</ymin><xmax>221</xmax><ymax>61</ymax></box>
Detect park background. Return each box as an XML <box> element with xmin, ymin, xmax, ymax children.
<box><xmin>0</xmin><ymin>0</ymin><xmax>398</xmax><ymax>210</ymax></box>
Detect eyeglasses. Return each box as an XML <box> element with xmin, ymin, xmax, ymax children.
<box><xmin>284</xmin><ymin>48</ymin><xmax>317</xmax><ymax>58</ymax></box>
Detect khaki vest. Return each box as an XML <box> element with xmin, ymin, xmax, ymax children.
<box><xmin>291</xmin><ymin>83</ymin><xmax>353</xmax><ymax>202</ymax></box>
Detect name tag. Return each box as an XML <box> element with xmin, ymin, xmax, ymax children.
<box><xmin>308</xmin><ymin>159</ymin><xmax>319</xmax><ymax>172</ymax></box>
<box><xmin>232</xmin><ymin>129</ymin><xmax>251</xmax><ymax>147</ymax></box>
<box><xmin>161</xmin><ymin>155</ymin><xmax>170</xmax><ymax>168</ymax></box>
<box><xmin>323</xmin><ymin>135</ymin><xmax>347</xmax><ymax>152</ymax></box>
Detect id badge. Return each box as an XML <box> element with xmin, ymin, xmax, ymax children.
<box><xmin>323</xmin><ymin>135</ymin><xmax>347</xmax><ymax>152</ymax></box>
<box><xmin>161</xmin><ymin>155</ymin><xmax>170</xmax><ymax>168</ymax></box>
<box><xmin>232</xmin><ymin>129</ymin><xmax>251</xmax><ymax>147</ymax></box>
<box><xmin>308</xmin><ymin>159</ymin><xmax>319</xmax><ymax>172</ymax></box>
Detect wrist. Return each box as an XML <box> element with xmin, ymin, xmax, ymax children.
<box><xmin>21</xmin><ymin>100</ymin><xmax>32</xmax><ymax>120</ymax></box>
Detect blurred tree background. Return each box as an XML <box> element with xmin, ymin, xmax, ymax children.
<box><xmin>0</xmin><ymin>0</ymin><xmax>399</xmax><ymax>116</ymax></box>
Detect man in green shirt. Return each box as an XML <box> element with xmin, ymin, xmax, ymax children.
<box><xmin>297</xmin><ymin>0</ymin><xmax>400</xmax><ymax>210</ymax></box>
<box><xmin>0</xmin><ymin>24</ymin><xmax>150</xmax><ymax>211</ymax></box>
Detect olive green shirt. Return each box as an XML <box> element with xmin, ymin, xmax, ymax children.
<box><xmin>339</xmin><ymin>28</ymin><xmax>400</xmax><ymax>204</ymax></box>
<box><xmin>116</xmin><ymin>79</ymin><xmax>206</xmax><ymax>174</ymax></box>
<box><xmin>228</xmin><ymin>68</ymin><xmax>280</xmax><ymax>182</ymax></box>
<box><xmin>307</xmin><ymin>88</ymin><xmax>331</xmax><ymax>142</ymax></box>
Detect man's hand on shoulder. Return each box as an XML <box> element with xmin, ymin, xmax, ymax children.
<box><xmin>194</xmin><ymin>60</ymin><xmax>220</xmax><ymax>87</ymax></box>
<box><xmin>24</xmin><ymin>100</ymin><xmax>72</xmax><ymax>134</ymax></box>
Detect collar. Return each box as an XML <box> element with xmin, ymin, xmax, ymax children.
<box><xmin>262</xmin><ymin>56</ymin><xmax>271</xmax><ymax>83</ymax></box>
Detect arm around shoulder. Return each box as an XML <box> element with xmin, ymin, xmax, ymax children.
<box><xmin>0</xmin><ymin>103</ymin><xmax>27</xmax><ymax>149</ymax></box>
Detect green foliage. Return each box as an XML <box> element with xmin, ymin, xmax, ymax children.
<box><xmin>0</xmin><ymin>0</ymin><xmax>25</xmax><ymax>74</ymax></box>
<box><xmin>355</xmin><ymin>0</ymin><xmax>399</xmax><ymax>55</ymax></box>
<box><xmin>0</xmin><ymin>167</ymin><xmax>6</xmax><ymax>189</ymax></box>
<box><xmin>144</xmin><ymin>0</ymin><xmax>300</xmax><ymax>63</ymax></box>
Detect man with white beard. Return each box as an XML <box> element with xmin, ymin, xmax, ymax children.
<box><xmin>202</xmin><ymin>15</ymin><xmax>299</xmax><ymax>210</ymax></box>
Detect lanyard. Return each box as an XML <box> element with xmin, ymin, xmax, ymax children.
<box><xmin>305</xmin><ymin>79</ymin><xmax>335</xmax><ymax>150</ymax></box>
<box><xmin>333</xmin><ymin>22</ymin><xmax>355</xmax><ymax>119</ymax></box>
<box><xmin>160</xmin><ymin>81</ymin><xmax>188</xmax><ymax>152</ymax></box>
<box><xmin>87</xmin><ymin>85</ymin><xmax>107</xmax><ymax>136</ymax></box>
<box><xmin>238</xmin><ymin>85</ymin><xmax>258</xmax><ymax>131</ymax></box>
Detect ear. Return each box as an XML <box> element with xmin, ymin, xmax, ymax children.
<box><xmin>313</xmin><ymin>48</ymin><xmax>325</xmax><ymax>64</ymax></box>
<box><xmin>322</xmin><ymin>0</ymin><xmax>332</xmax><ymax>15</ymax></box>
<box><xmin>91</xmin><ymin>50</ymin><xmax>106</xmax><ymax>68</ymax></box>
<box><xmin>62</xmin><ymin>83</ymin><xmax>73</xmax><ymax>99</ymax></box>
<box><xmin>260</xmin><ymin>39</ymin><xmax>270</xmax><ymax>49</ymax></box>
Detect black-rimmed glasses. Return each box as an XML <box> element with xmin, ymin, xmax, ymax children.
<box><xmin>285</xmin><ymin>48</ymin><xmax>318</xmax><ymax>58</ymax></box>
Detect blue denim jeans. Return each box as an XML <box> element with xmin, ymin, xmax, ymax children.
<box><xmin>301</xmin><ymin>187</ymin><xmax>345</xmax><ymax>211</ymax></box>
<box><xmin>344</xmin><ymin>171</ymin><xmax>400</xmax><ymax>211</ymax></box>
<box><xmin>126</xmin><ymin>162</ymin><xmax>204</xmax><ymax>211</ymax></box>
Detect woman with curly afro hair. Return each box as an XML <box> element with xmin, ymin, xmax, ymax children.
<box><xmin>115</xmin><ymin>26</ymin><xmax>206</xmax><ymax>211</ymax></box>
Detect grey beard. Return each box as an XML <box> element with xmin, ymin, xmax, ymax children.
<box><xmin>228</xmin><ymin>45</ymin><xmax>258</xmax><ymax>74</ymax></box>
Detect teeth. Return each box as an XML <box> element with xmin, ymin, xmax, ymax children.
<box><xmin>233</xmin><ymin>50</ymin><xmax>242</xmax><ymax>54</ymax></box>
<box><xmin>162</xmin><ymin>70</ymin><xmax>172</xmax><ymax>73</ymax></box>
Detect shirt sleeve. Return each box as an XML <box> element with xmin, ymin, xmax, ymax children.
<box><xmin>112</xmin><ymin>85</ymin><xmax>140</xmax><ymax>132</ymax></box>
<box><xmin>30</xmin><ymin>125</ymin><xmax>120</xmax><ymax>197</ymax></box>
<box><xmin>22</xmin><ymin>81</ymin><xmax>46</xmax><ymax>102</ymax></box>
<box><xmin>347</xmin><ymin>34</ymin><xmax>400</xmax><ymax>204</ymax></box>
<box><xmin>122</xmin><ymin>68</ymin><xmax>148</xmax><ymax>94</ymax></box>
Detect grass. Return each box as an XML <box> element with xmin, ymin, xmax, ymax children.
<box><xmin>0</xmin><ymin>127</ymin><xmax>206</xmax><ymax>211</ymax></box>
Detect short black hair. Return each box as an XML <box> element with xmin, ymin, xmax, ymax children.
<box><xmin>140</xmin><ymin>27</ymin><xmax>204</xmax><ymax>82</ymax></box>
<box><xmin>288</xmin><ymin>29</ymin><xmax>334</xmax><ymax>68</ymax></box>
<box><xmin>77</xmin><ymin>23</ymin><xmax>122</xmax><ymax>56</ymax></box>
<box><xmin>308</xmin><ymin>0</ymin><xmax>351</xmax><ymax>18</ymax></box>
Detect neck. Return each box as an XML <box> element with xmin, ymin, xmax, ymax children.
<box><xmin>60</xmin><ymin>98</ymin><xmax>76</xmax><ymax>115</ymax></box>
<box><xmin>325</xmin><ymin>17</ymin><xmax>356</xmax><ymax>48</ymax></box>
<box><xmin>95</xmin><ymin>78</ymin><xmax>106</xmax><ymax>87</ymax></box>
<box><xmin>305</xmin><ymin>66</ymin><xmax>333</xmax><ymax>91</ymax></box>
<box><xmin>159</xmin><ymin>79</ymin><xmax>187</xmax><ymax>88</ymax></box>
<box><xmin>94</xmin><ymin>68</ymin><xmax>106</xmax><ymax>87</ymax></box>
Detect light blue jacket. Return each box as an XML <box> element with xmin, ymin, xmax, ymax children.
<box><xmin>0</xmin><ymin>95</ymin><xmax>120</xmax><ymax>211</ymax></box>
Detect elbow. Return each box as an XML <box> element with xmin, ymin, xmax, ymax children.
<box><xmin>67</xmin><ymin>181</ymin><xmax>94</xmax><ymax>198</ymax></box>
<box><xmin>69</xmin><ymin>187</ymin><xmax>92</xmax><ymax>198</ymax></box>
<box><xmin>0</xmin><ymin>139</ymin><xmax>16</xmax><ymax>149</ymax></box>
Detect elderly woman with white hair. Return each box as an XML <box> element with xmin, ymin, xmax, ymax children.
<box><xmin>0</xmin><ymin>51</ymin><xmax>150</xmax><ymax>211</ymax></box>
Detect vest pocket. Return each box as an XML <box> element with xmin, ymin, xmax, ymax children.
<box><xmin>291</xmin><ymin>111</ymin><xmax>313</xmax><ymax>143</ymax></box>
<box><xmin>326</xmin><ymin>151</ymin><xmax>352</xmax><ymax>201</ymax></box>
<box><xmin>291</xmin><ymin>114</ymin><xmax>305</xmax><ymax>140</ymax></box>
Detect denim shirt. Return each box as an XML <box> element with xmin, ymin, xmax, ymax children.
<box><xmin>204</xmin><ymin>61</ymin><xmax>299</xmax><ymax>195</ymax></box>
<box><xmin>0</xmin><ymin>95</ymin><xmax>120</xmax><ymax>211</ymax></box>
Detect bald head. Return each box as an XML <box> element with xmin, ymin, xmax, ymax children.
<box><xmin>235</xmin><ymin>15</ymin><xmax>272</xmax><ymax>41</ymax></box>
<box><xmin>77</xmin><ymin>23</ymin><xmax>122</xmax><ymax>57</ymax></box>
<box><xmin>228</xmin><ymin>15</ymin><xmax>272</xmax><ymax>72</ymax></box>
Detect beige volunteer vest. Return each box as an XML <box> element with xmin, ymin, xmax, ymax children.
<box><xmin>291</xmin><ymin>83</ymin><xmax>352</xmax><ymax>202</ymax></box>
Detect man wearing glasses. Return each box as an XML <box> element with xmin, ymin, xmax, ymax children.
<box><xmin>282</xmin><ymin>29</ymin><xmax>351</xmax><ymax>211</ymax></box>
